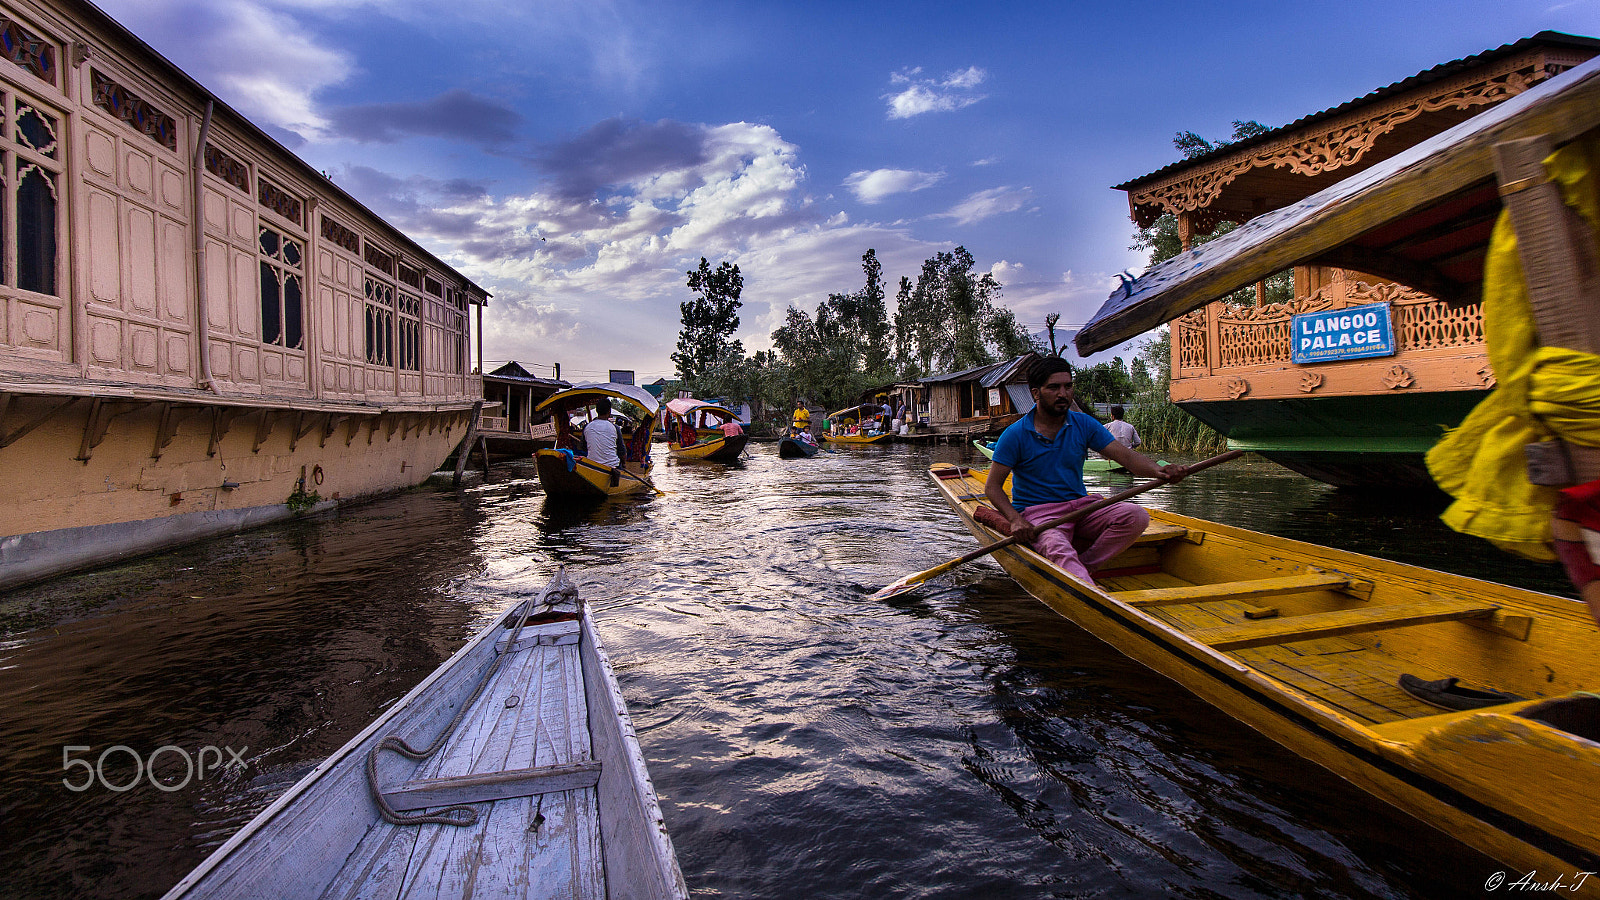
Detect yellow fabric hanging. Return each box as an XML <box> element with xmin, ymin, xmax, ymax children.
<box><xmin>1426</xmin><ymin>135</ymin><xmax>1600</xmax><ymax>561</ymax></box>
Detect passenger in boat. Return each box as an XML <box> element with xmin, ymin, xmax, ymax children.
<box><xmin>1106</xmin><ymin>405</ymin><xmax>1142</xmax><ymax>449</ymax></box>
<box><xmin>721</xmin><ymin>419</ymin><xmax>744</xmax><ymax>437</ymax></box>
<box><xmin>984</xmin><ymin>357</ymin><xmax>1188</xmax><ymax>583</ymax></box>
<box><xmin>582</xmin><ymin>397</ymin><xmax>625</xmax><ymax>468</ymax></box>
<box><xmin>792</xmin><ymin>402</ymin><xmax>811</xmax><ymax>436</ymax></box>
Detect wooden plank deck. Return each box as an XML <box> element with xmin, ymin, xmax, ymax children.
<box><xmin>319</xmin><ymin>624</ymin><xmax>603</xmax><ymax>900</ymax></box>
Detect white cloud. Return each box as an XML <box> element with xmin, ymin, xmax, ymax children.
<box><xmin>884</xmin><ymin>66</ymin><xmax>989</xmax><ymax>119</ymax></box>
<box><xmin>937</xmin><ymin>186</ymin><xmax>1034</xmax><ymax>225</ymax></box>
<box><xmin>842</xmin><ymin>168</ymin><xmax>945</xmax><ymax>203</ymax></box>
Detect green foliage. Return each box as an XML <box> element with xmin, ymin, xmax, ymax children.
<box><xmin>1119</xmin><ymin>328</ymin><xmax>1227</xmax><ymax>454</ymax></box>
<box><xmin>672</xmin><ymin>258</ymin><xmax>744</xmax><ymax>396</ymax></box>
<box><xmin>890</xmin><ymin>246</ymin><xmax>1038</xmax><ymax>376</ymax></box>
<box><xmin>286</xmin><ymin>485</ymin><xmax>321</xmax><ymax>513</ymax></box>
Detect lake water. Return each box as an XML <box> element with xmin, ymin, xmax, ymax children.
<box><xmin>0</xmin><ymin>444</ymin><xmax>1573</xmax><ymax>898</ymax></box>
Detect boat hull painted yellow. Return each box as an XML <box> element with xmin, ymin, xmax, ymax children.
<box><xmin>823</xmin><ymin>432</ymin><xmax>892</xmax><ymax>446</ymax></box>
<box><xmin>929</xmin><ymin>462</ymin><xmax>1600</xmax><ymax>886</ymax></box>
<box><xmin>536</xmin><ymin>449</ymin><xmax>655</xmax><ymax>498</ymax></box>
<box><xmin>668</xmin><ymin>434</ymin><xmax>749</xmax><ymax>461</ymax></box>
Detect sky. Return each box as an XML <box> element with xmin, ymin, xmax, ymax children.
<box><xmin>97</xmin><ymin>0</ymin><xmax>1600</xmax><ymax>383</ymax></box>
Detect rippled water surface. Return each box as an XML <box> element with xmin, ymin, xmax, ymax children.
<box><xmin>0</xmin><ymin>445</ymin><xmax>1573</xmax><ymax>898</ymax></box>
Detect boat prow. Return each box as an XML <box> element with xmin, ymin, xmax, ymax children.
<box><xmin>778</xmin><ymin>436</ymin><xmax>821</xmax><ymax>458</ymax></box>
<box><xmin>163</xmin><ymin>570</ymin><xmax>687</xmax><ymax>900</ymax></box>
<box><xmin>928</xmin><ymin>462</ymin><xmax>1600</xmax><ymax>883</ymax></box>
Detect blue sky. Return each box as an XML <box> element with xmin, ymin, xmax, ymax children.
<box><xmin>100</xmin><ymin>0</ymin><xmax>1600</xmax><ymax>382</ymax></box>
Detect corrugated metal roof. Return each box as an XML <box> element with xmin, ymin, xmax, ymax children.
<box><xmin>919</xmin><ymin>361</ymin><xmax>1002</xmax><ymax>384</ymax></box>
<box><xmin>1114</xmin><ymin>31</ymin><xmax>1600</xmax><ymax>191</ymax></box>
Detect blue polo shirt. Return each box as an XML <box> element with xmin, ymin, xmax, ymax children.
<box><xmin>991</xmin><ymin>408</ymin><xmax>1115</xmax><ymax>510</ymax></box>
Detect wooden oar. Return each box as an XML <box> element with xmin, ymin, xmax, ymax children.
<box><xmin>869</xmin><ymin>449</ymin><xmax>1246</xmax><ymax>600</ymax></box>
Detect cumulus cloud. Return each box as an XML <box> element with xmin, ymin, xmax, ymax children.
<box><xmin>937</xmin><ymin>186</ymin><xmax>1034</xmax><ymax>225</ymax></box>
<box><xmin>329</xmin><ymin>90</ymin><xmax>521</xmax><ymax>145</ymax></box>
<box><xmin>842</xmin><ymin>168</ymin><xmax>945</xmax><ymax>203</ymax></box>
<box><xmin>884</xmin><ymin>66</ymin><xmax>988</xmax><ymax>119</ymax></box>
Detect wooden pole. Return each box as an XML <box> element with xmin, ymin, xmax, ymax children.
<box><xmin>453</xmin><ymin>400</ymin><xmax>482</xmax><ymax>486</ymax></box>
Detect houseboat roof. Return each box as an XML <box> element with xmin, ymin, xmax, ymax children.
<box><xmin>484</xmin><ymin>362</ymin><xmax>568</xmax><ymax>388</ymax></box>
<box><xmin>60</xmin><ymin>0</ymin><xmax>490</xmax><ymax>303</ymax></box>
<box><xmin>919</xmin><ymin>361</ymin><xmax>1001</xmax><ymax>385</ymax></box>
<box><xmin>1114</xmin><ymin>31</ymin><xmax>1600</xmax><ymax>193</ymax></box>
<box><xmin>1076</xmin><ymin>53</ymin><xmax>1600</xmax><ymax>354</ymax></box>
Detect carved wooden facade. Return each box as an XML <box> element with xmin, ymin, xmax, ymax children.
<box><xmin>0</xmin><ymin>0</ymin><xmax>485</xmax><ymax>406</ymax></box>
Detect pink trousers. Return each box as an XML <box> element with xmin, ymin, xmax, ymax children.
<box><xmin>1020</xmin><ymin>495</ymin><xmax>1149</xmax><ymax>583</ymax></box>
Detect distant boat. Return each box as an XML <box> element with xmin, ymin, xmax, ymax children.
<box><xmin>663</xmin><ymin>398</ymin><xmax>749</xmax><ymax>462</ymax></box>
<box><xmin>162</xmin><ymin>569</ymin><xmax>688</xmax><ymax>900</ymax></box>
<box><xmin>822</xmin><ymin>405</ymin><xmax>893</xmax><ymax>445</ymax></box>
<box><xmin>534</xmin><ymin>384</ymin><xmax>661</xmax><ymax>498</ymax></box>
<box><xmin>930</xmin><ymin>462</ymin><xmax>1600</xmax><ymax>880</ymax></box>
<box><xmin>778</xmin><ymin>435</ymin><xmax>821</xmax><ymax>458</ymax></box>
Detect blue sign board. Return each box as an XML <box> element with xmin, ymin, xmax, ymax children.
<box><xmin>1291</xmin><ymin>302</ymin><xmax>1396</xmax><ymax>365</ymax></box>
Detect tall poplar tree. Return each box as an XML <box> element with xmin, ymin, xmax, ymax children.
<box><xmin>672</xmin><ymin>257</ymin><xmax>743</xmax><ymax>395</ymax></box>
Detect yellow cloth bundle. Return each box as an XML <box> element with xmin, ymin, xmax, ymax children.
<box><xmin>1426</xmin><ymin>135</ymin><xmax>1600</xmax><ymax>561</ymax></box>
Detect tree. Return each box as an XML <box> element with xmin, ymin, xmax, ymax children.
<box><xmin>672</xmin><ymin>257</ymin><xmax>744</xmax><ymax>395</ymax></box>
<box><xmin>1134</xmin><ymin>121</ymin><xmax>1291</xmax><ymax>308</ymax></box>
<box><xmin>891</xmin><ymin>246</ymin><xmax>1037</xmax><ymax>376</ymax></box>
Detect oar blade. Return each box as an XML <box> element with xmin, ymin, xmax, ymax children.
<box><xmin>868</xmin><ymin>557</ymin><xmax>962</xmax><ymax>600</ymax></box>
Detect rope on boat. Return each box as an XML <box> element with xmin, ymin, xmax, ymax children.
<box><xmin>364</xmin><ymin>571</ymin><xmax>579</xmax><ymax>827</ymax></box>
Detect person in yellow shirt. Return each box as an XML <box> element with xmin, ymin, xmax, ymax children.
<box><xmin>791</xmin><ymin>403</ymin><xmax>811</xmax><ymax>436</ymax></box>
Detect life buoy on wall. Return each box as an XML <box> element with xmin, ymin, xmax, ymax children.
<box><xmin>312</xmin><ymin>465</ymin><xmax>325</xmax><ymax>485</ymax></box>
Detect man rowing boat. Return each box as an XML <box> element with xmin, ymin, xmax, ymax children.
<box><xmin>984</xmin><ymin>357</ymin><xmax>1188</xmax><ymax>583</ymax></box>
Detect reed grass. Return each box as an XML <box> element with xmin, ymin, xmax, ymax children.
<box><xmin>1124</xmin><ymin>396</ymin><xmax>1228</xmax><ymax>455</ymax></box>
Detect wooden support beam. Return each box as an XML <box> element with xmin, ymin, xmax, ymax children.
<box><xmin>1112</xmin><ymin>573</ymin><xmax>1355</xmax><ymax>608</ymax></box>
<box><xmin>208</xmin><ymin>408</ymin><xmax>241</xmax><ymax>457</ymax></box>
<box><xmin>453</xmin><ymin>400</ymin><xmax>483</xmax><ymax>486</ymax></box>
<box><xmin>321</xmin><ymin>414</ymin><xmax>347</xmax><ymax>449</ymax></box>
<box><xmin>384</xmin><ymin>760</ymin><xmax>602</xmax><ymax>812</ymax></box>
<box><xmin>1190</xmin><ymin>597</ymin><xmax>1498</xmax><ymax>651</ymax></box>
<box><xmin>253</xmin><ymin>410</ymin><xmax>279</xmax><ymax>453</ymax></box>
<box><xmin>151</xmin><ymin>402</ymin><xmax>179</xmax><ymax>460</ymax></box>
<box><xmin>0</xmin><ymin>395</ymin><xmax>80</xmax><ymax>450</ymax></box>
<box><xmin>290</xmin><ymin>411</ymin><xmax>318</xmax><ymax>452</ymax></box>
<box><xmin>77</xmin><ymin>400</ymin><xmax>144</xmax><ymax>463</ymax></box>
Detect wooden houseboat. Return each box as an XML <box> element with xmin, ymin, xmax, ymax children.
<box><xmin>1113</xmin><ymin>32</ymin><xmax>1600</xmax><ymax>488</ymax></box>
<box><xmin>0</xmin><ymin>0</ymin><xmax>492</xmax><ymax>590</ymax></box>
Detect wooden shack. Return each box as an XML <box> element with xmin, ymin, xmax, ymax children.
<box><xmin>918</xmin><ymin>352</ymin><xmax>1039</xmax><ymax>439</ymax></box>
<box><xmin>479</xmin><ymin>361</ymin><xmax>567</xmax><ymax>456</ymax></box>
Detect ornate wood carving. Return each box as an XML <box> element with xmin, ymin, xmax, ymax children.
<box><xmin>1130</xmin><ymin>65</ymin><xmax>1552</xmax><ymax>227</ymax></box>
<box><xmin>1381</xmin><ymin>365</ymin><xmax>1416</xmax><ymax>389</ymax></box>
<box><xmin>77</xmin><ymin>399</ymin><xmax>145</xmax><ymax>462</ymax></box>
<box><xmin>1226</xmin><ymin>378</ymin><xmax>1250</xmax><ymax>399</ymax></box>
<box><xmin>1298</xmin><ymin>372</ymin><xmax>1324</xmax><ymax>393</ymax></box>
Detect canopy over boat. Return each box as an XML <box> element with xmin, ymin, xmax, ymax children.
<box><xmin>1074</xmin><ymin>54</ymin><xmax>1600</xmax><ymax>355</ymax></box>
<box><xmin>538</xmin><ymin>382</ymin><xmax>661</xmax><ymax>422</ymax></box>
<box><xmin>664</xmin><ymin>398</ymin><xmax>737</xmax><ymax>421</ymax></box>
<box><xmin>827</xmin><ymin>404</ymin><xmax>880</xmax><ymax>421</ymax></box>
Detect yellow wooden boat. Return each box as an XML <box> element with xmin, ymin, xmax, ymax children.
<box><xmin>663</xmin><ymin>398</ymin><xmax>749</xmax><ymax>462</ymax></box>
<box><xmin>534</xmin><ymin>384</ymin><xmax>660</xmax><ymax>498</ymax></box>
<box><xmin>930</xmin><ymin>461</ymin><xmax>1600</xmax><ymax>885</ymax></box>
<box><xmin>822</xmin><ymin>405</ymin><xmax>893</xmax><ymax>445</ymax></box>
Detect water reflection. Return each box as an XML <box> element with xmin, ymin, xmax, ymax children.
<box><xmin>0</xmin><ymin>445</ymin><xmax>1546</xmax><ymax>898</ymax></box>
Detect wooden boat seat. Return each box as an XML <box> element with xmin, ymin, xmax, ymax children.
<box><xmin>1130</xmin><ymin>522</ymin><xmax>1197</xmax><ymax>546</ymax></box>
<box><xmin>1111</xmin><ymin>573</ymin><xmax>1356</xmax><ymax>608</ymax></box>
<box><xmin>386</xmin><ymin>760</ymin><xmax>602</xmax><ymax>811</ymax></box>
<box><xmin>1190</xmin><ymin>597</ymin><xmax>1500</xmax><ymax>651</ymax></box>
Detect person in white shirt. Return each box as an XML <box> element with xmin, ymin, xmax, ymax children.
<box><xmin>583</xmin><ymin>397</ymin><xmax>624</xmax><ymax>468</ymax></box>
<box><xmin>1106</xmin><ymin>405</ymin><xmax>1141</xmax><ymax>449</ymax></box>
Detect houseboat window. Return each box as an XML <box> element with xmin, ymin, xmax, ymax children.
<box><xmin>398</xmin><ymin>262</ymin><xmax>420</xmax><ymax>289</ymax></box>
<box><xmin>363</xmin><ymin>243</ymin><xmax>395</xmax><ymax>277</ymax></box>
<box><xmin>259</xmin><ymin>226</ymin><xmax>303</xmax><ymax>349</ymax></box>
<box><xmin>203</xmin><ymin>144</ymin><xmax>249</xmax><ymax>193</ymax></box>
<box><xmin>424</xmin><ymin>275</ymin><xmax>442</xmax><ymax>297</ymax></box>
<box><xmin>0</xmin><ymin>17</ymin><xmax>57</xmax><ymax>87</ymax></box>
<box><xmin>398</xmin><ymin>292</ymin><xmax>420</xmax><ymax>371</ymax></box>
<box><xmin>364</xmin><ymin>277</ymin><xmax>394</xmax><ymax>366</ymax></box>
<box><xmin>5</xmin><ymin>89</ymin><xmax>63</xmax><ymax>296</ymax></box>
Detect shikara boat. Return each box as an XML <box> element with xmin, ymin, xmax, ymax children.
<box><xmin>778</xmin><ymin>435</ymin><xmax>821</xmax><ymax>458</ymax></box>
<box><xmin>663</xmin><ymin>398</ymin><xmax>749</xmax><ymax>462</ymax></box>
<box><xmin>534</xmin><ymin>384</ymin><xmax>661</xmax><ymax>498</ymax></box>
<box><xmin>163</xmin><ymin>569</ymin><xmax>688</xmax><ymax>900</ymax></box>
<box><xmin>930</xmin><ymin>461</ymin><xmax>1600</xmax><ymax>882</ymax></box>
